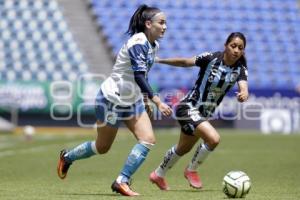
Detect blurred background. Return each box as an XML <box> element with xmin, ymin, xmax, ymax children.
<box><xmin>1</xmin><ymin>0</ymin><xmax>300</xmax><ymax>134</ymax></box>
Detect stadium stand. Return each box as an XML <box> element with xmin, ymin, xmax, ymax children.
<box><xmin>0</xmin><ymin>0</ymin><xmax>298</xmax><ymax>130</ymax></box>
<box><xmin>90</xmin><ymin>0</ymin><xmax>300</xmax><ymax>89</ymax></box>
<box><xmin>0</xmin><ymin>0</ymin><xmax>89</xmax><ymax>82</ymax></box>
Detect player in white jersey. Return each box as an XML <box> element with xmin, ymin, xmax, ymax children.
<box><xmin>57</xmin><ymin>4</ymin><xmax>172</xmax><ymax>196</ymax></box>
<box><xmin>149</xmin><ymin>32</ymin><xmax>249</xmax><ymax>190</ymax></box>
<box><xmin>101</xmin><ymin>31</ymin><xmax>159</xmax><ymax>106</ymax></box>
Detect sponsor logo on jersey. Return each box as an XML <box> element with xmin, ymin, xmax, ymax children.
<box><xmin>188</xmin><ymin>109</ymin><xmax>201</xmax><ymax>121</ymax></box>
<box><xmin>230</xmin><ymin>72</ymin><xmax>239</xmax><ymax>82</ymax></box>
<box><xmin>208</xmin><ymin>75</ymin><xmax>214</xmax><ymax>82</ymax></box>
<box><xmin>135</xmin><ymin>37</ymin><xmax>143</xmax><ymax>42</ymax></box>
<box><xmin>106</xmin><ymin>111</ymin><xmax>117</xmax><ymax>125</ymax></box>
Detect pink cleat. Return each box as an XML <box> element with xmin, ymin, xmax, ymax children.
<box><xmin>184</xmin><ymin>168</ymin><xmax>202</xmax><ymax>189</ymax></box>
<box><xmin>149</xmin><ymin>171</ymin><xmax>170</xmax><ymax>190</ymax></box>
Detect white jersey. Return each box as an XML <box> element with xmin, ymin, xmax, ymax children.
<box><xmin>101</xmin><ymin>32</ymin><xmax>159</xmax><ymax>106</ymax></box>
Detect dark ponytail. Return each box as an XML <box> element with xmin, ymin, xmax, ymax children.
<box><xmin>225</xmin><ymin>32</ymin><xmax>247</xmax><ymax>66</ymax></box>
<box><xmin>126</xmin><ymin>4</ymin><xmax>161</xmax><ymax>36</ymax></box>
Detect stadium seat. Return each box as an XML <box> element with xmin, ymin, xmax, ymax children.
<box><xmin>89</xmin><ymin>0</ymin><xmax>300</xmax><ymax>89</ymax></box>
<box><xmin>0</xmin><ymin>0</ymin><xmax>89</xmax><ymax>82</ymax></box>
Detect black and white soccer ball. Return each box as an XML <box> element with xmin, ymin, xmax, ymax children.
<box><xmin>222</xmin><ymin>171</ymin><xmax>251</xmax><ymax>198</ymax></box>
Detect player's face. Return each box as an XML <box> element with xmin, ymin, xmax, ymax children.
<box><xmin>146</xmin><ymin>12</ymin><xmax>167</xmax><ymax>41</ymax></box>
<box><xmin>224</xmin><ymin>37</ymin><xmax>245</xmax><ymax>63</ymax></box>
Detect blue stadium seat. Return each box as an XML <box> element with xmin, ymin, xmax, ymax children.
<box><xmin>0</xmin><ymin>0</ymin><xmax>89</xmax><ymax>82</ymax></box>
<box><xmin>90</xmin><ymin>0</ymin><xmax>300</xmax><ymax>89</ymax></box>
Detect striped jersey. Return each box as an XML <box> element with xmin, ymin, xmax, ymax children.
<box><xmin>184</xmin><ymin>51</ymin><xmax>248</xmax><ymax>117</ymax></box>
<box><xmin>101</xmin><ymin>32</ymin><xmax>159</xmax><ymax>106</ymax></box>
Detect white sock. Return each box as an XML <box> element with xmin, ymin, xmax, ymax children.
<box><xmin>116</xmin><ymin>175</ymin><xmax>124</xmax><ymax>184</ymax></box>
<box><xmin>91</xmin><ymin>141</ymin><xmax>98</xmax><ymax>154</ymax></box>
<box><xmin>187</xmin><ymin>143</ymin><xmax>211</xmax><ymax>171</ymax></box>
<box><xmin>155</xmin><ymin>146</ymin><xmax>181</xmax><ymax>177</ymax></box>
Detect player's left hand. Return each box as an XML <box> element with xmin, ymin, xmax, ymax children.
<box><xmin>236</xmin><ymin>91</ymin><xmax>249</xmax><ymax>102</ymax></box>
<box><xmin>158</xmin><ymin>102</ymin><xmax>173</xmax><ymax>117</ymax></box>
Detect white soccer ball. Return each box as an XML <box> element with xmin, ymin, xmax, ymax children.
<box><xmin>222</xmin><ymin>171</ymin><xmax>251</xmax><ymax>198</ymax></box>
<box><xmin>23</xmin><ymin>125</ymin><xmax>36</xmax><ymax>140</ymax></box>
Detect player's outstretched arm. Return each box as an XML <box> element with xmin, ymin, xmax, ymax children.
<box><xmin>155</xmin><ymin>56</ymin><xmax>196</xmax><ymax>67</ymax></box>
<box><xmin>236</xmin><ymin>80</ymin><xmax>249</xmax><ymax>102</ymax></box>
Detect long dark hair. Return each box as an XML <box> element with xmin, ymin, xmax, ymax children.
<box><xmin>225</xmin><ymin>32</ymin><xmax>247</xmax><ymax>65</ymax></box>
<box><xmin>126</xmin><ymin>4</ymin><xmax>161</xmax><ymax>36</ymax></box>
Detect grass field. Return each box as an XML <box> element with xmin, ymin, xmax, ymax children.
<box><xmin>0</xmin><ymin>127</ymin><xmax>299</xmax><ymax>200</ymax></box>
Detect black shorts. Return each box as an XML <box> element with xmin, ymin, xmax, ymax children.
<box><xmin>175</xmin><ymin>103</ymin><xmax>207</xmax><ymax>136</ymax></box>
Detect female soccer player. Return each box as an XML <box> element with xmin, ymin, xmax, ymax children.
<box><xmin>57</xmin><ymin>4</ymin><xmax>172</xmax><ymax>196</ymax></box>
<box><xmin>149</xmin><ymin>32</ymin><xmax>249</xmax><ymax>190</ymax></box>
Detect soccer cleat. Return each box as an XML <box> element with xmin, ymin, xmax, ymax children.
<box><xmin>184</xmin><ymin>168</ymin><xmax>202</xmax><ymax>189</ymax></box>
<box><xmin>149</xmin><ymin>171</ymin><xmax>170</xmax><ymax>190</ymax></box>
<box><xmin>57</xmin><ymin>150</ymin><xmax>72</xmax><ymax>179</ymax></box>
<box><xmin>111</xmin><ymin>181</ymin><xmax>140</xmax><ymax>196</ymax></box>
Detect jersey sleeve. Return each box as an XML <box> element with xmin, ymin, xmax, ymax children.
<box><xmin>237</xmin><ymin>65</ymin><xmax>248</xmax><ymax>81</ymax></box>
<box><xmin>128</xmin><ymin>44</ymin><xmax>149</xmax><ymax>72</ymax></box>
<box><xmin>134</xmin><ymin>71</ymin><xmax>154</xmax><ymax>99</ymax></box>
<box><xmin>195</xmin><ymin>52</ymin><xmax>214</xmax><ymax>67</ymax></box>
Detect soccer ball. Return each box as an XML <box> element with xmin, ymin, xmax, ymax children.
<box><xmin>222</xmin><ymin>171</ymin><xmax>251</xmax><ymax>198</ymax></box>
<box><xmin>23</xmin><ymin>125</ymin><xmax>36</xmax><ymax>140</ymax></box>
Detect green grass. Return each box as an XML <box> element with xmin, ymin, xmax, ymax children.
<box><xmin>0</xmin><ymin>128</ymin><xmax>300</xmax><ymax>200</ymax></box>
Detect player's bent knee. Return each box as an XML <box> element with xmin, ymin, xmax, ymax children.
<box><xmin>207</xmin><ymin>135</ymin><xmax>220</xmax><ymax>149</ymax></box>
<box><xmin>139</xmin><ymin>135</ymin><xmax>156</xmax><ymax>145</ymax></box>
<box><xmin>96</xmin><ymin>144</ymin><xmax>111</xmax><ymax>154</ymax></box>
<box><xmin>97</xmin><ymin>147</ymin><xmax>110</xmax><ymax>154</ymax></box>
<box><xmin>147</xmin><ymin>138</ymin><xmax>156</xmax><ymax>145</ymax></box>
<box><xmin>176</xmin><ymin>148</ymin><xmax>190</xmax><ymax>156</ymax></box>
<box><xmin>139</xmin><ymin>140</ymin><xmax>155</xmax><ymax>149</ymax></box>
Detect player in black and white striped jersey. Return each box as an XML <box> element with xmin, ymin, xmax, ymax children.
<box><xmin>150</xmin><ymin>32</ymin><xmax>249</xmax><ymax>190</ymax></box>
